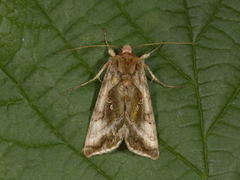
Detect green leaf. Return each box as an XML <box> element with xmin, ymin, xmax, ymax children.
<box><xmin>0</xmin><ymin>0</ymin><xmax>240</xmax><ymax>179</ymax></box>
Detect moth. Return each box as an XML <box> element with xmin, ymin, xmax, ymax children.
<box><xmin>63</xmin><ymin>38</ymin><xmax>191</xmax><ymax>160</ymax></box>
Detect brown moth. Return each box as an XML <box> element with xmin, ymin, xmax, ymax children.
<box><xmin>63</xmin><ymin>38</ymin><xmax>190</xmax><ymax>159</ymax></box>
<box><xmin>69</xmin><ymin>42</ymin><xmax>183</xmax><ymax>160</ymax></box>
<box><xmin>84</xmin><ymin>45</ymin><xmax>161</xmax><ymax>160</ymax></box>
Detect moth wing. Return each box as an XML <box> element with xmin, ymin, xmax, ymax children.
<box><xmin>83</xmin><ymin>59</ymin><xmax>124</xmax><ymax>157</ymax></box>
<box><xmin>124</xmin><ymin>61</ymin><xmax>159</xmax><ymax>160</ymax></box>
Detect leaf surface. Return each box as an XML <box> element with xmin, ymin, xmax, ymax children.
<box><xmin>0</xmin><ymin>0</ymin><xmax>240</xmax><ymax>179</ymax></box>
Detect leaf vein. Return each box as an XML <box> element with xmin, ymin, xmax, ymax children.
<box><xmin>160</xmin><ymin>138</ymin><xmax>204</xmax><ymax>178</ymax></box>
<box><xmin>207</xmin><ymin>85</ymin><xmax>240</xmax><ymax>135</ymax></box>
<box><xmin>0</xmin><ymin>135</ymin><xmax>63</xmax><ymax>149</ymax></box>
<box><xmin>195</xmin><ymin>0</ymin><xmax>224</xmax><ymax>41</ymax></box>
<box><xmin>183</xmin><ymin>0</ymin><xmax>209</xmax><ymax>178</ymax></box>
<box><xmin>32</xmin><ymin>0</ymin><xmax>93</xmax><ymax>75</ymax></box>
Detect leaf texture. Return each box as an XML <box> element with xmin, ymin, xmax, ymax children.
<box><xmin>0</xmin><ymin>0</ymin><xmax>240</xmax><ymax>179</ymax></box>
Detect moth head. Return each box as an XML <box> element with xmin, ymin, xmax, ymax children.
<box><xmin>121</xmin><ymin>45</ymin><xmax>132</xmax><ymax>54</ymax></box>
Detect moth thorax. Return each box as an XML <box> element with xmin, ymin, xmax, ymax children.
<box><xmin>121</xmin><ymin>74</ymin><xmax>132</xmax><ymax>87</ymax></box>
<box><xmin>121</xmin><ymin>45</ymin><xmax>132</xmax><ymax>53</ymax></box>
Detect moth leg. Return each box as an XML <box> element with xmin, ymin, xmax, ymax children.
<box><xmin>140</xmin><ymin>45</ymin><xmax>163</xmax><ymax>60</ymax></box>
<box><xmin>145</xmin><ymin>65</ymin><xmax>183</xmax><ymax>88</ymax></box>
<box><xmin>103</xmin><ymin>31</ymin><xmax>116</xmax><ymax>57</ymax></box>
<box><xmin>62</xmin><ymin>62</ymin><xmax>109</xmax><ymax>94</ymax></box>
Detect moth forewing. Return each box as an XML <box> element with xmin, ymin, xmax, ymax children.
<box><xmin>82</xmin><ymin>45</ymin><xmax>160</xmax><ymax>160</ymax></box>
<box><xmin>124</xmin><ymin>61</ymin><xmax>159</xmax><ymax>160</ymax></box>
<box><xmin>82</xmin><ymin>59</ymin><xmax>123</xmax><ymax>157</ymax></box>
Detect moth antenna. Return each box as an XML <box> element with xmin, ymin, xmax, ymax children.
<box><xmin>58</xmin><ymin>44</ymin><xmax>117</xmax><ymax>54</ymax></box>
<box><xmin>138</xmin><ymin>41</ymin><xmax>196</xmax><ymax>47</ymax></box>
<box><xmin>103</xmin><ymin>30</ymin><xmax>116</xmax><ymax>57</ymax></box>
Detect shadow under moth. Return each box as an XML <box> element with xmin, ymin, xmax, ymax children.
<box><xmin>64</xmin><ymin>39</ymin><xmax>192</xmax><ymax>160</ymax></box>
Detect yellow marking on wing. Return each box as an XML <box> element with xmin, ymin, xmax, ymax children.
<box><xmin>131</xmin><ymin>100</ymin><xmax>140</xmax><ymax>121</ymax></box>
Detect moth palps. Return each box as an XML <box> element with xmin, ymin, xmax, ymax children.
<box><xmin>66</xmin><ymin>43</ymin><xmax>184</xmax><ymax>160</ymax></box>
